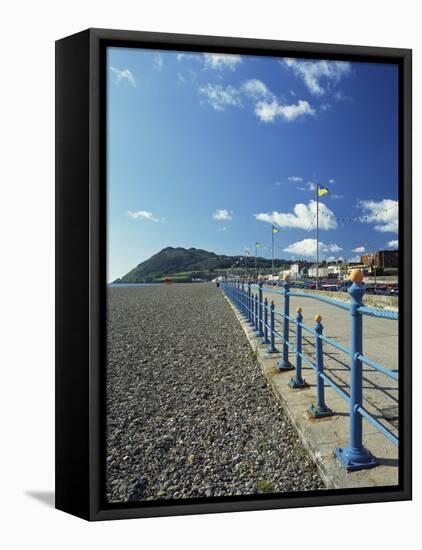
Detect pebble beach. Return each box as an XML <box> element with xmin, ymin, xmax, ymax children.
<box><xmin>106</xmin><ymin>283</ymin><xmax>324</xmax><ymax>503</ymax></box>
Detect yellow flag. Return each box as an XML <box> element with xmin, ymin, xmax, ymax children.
<box><xmin>272</xmin><ymin>226</ymin><xmax>279</xmax><ymax>234</ymax></box>
<box><xmin>256</xmin><ymin>242</ymin><xmax>263</xmax><ymax>248</ymax></box>
<box><xmin>318</xmin><ymin>185</ymin><xmax>329</xmax><ymax>197</ymax></box>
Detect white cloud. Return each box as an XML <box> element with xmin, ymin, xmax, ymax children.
<box><xmin>282</xmin><ymin>58</ymin><xmax>351</xmax><ymax>95</ymax></box>
<box><xmin>217</xmin><ymin>226</ymin><xmax>227</xmax><ymax>232</ymax></box>
<box><xmin>327</xmin><ymin>244</ymin><xmax>343</xmax><ymax>252</ymax></box>
<box><xmin>288</xmin><ymin>176</ymin><xmax>303</xmax><ymax>182</ymax></box>
<box><xmin>213</xmin><ymin>209</ymin><xmax>233</xmax><ymax>221</ymax></box>
<box><xmin>110</xmin><ymin>66</ymin><xmax>136</xmax><ymax>87</ymax></box>
<box><xmin>283</xmin><ymin>239</ymin><xmax>342</xmax><ymax>257</ymax></box>
<box><xmin>154</xmin><ymin>53</ymin><xmax>163</xmax><ymax>70</ymax></box>
<box><xmin>199</xmin><ymin>78</ymin><xmax>315</xmax><ymax>123</ymax></box>
<box><xmin>349</xmin><ymin>255</ymin><xmax>361</xmax><ymax>263</ymax></box>
<box><xmin>203</xmin><ymin>53</ymin><xmax>243</xmax><ymax>70</ymax></box>
<box><xmin>352</xmin><ymin>246</ymin><xmax>365</xmax><ymax>253</ymax></box>
<box><xmin>199</xmin><ymin>84</ymin><xmax>241</xmax><ymax>111</ymax></box>
<box><xmin>327</xmin><ymin>256</ymin><xmax>344</xmax><ymax>263</ymax></box>
<box><xmin>127</xmin><ymin>210</ymin><xmax>160</xmax><ymax>222</ymax></box>
<box><xmin>176</xmin><ymin>52</ymin><xmax>202</xmax><ymax>63</ymax></box>
<box><xmin>298</xmin><ymin>181</ymin><xmax>317</xmax><ymax>192</ymax></box>
<box><xmin>255</xmin><ymin>98</ymin><xmax>315</xmax><ymax>122</ymax></box>
<box><xmin>329</xmin><ymin>178</ymin><xmax>335</xmax><ymax>184</ymax></box>
<box><xmin>241</xmin><ymin>79</ymin><xmax>272</xmax><ymax>99</ymax></box>
<box><xmin>359</xmin><ymin>199</ymin><xmax>398</xmax><ymax>233</ymax></box>
<box><xmin>388</xmin><ymin>240</ymin><xmax>399</xmax><ymax>248</ymax></box>
<box><xmin>255</xmin><ymin>200</ymin><xmax>337</xmax><ymax>230</ymax></box>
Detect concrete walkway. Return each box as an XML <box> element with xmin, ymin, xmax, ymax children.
<box><xmin>227</xmin><ymin>287</ymin><xmax>399</xmax><ymax>489</ymax></box>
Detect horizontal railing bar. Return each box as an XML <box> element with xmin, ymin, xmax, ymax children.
<box><xmin>357</xmin><ymin>354</ymin><xmax>399</xmax><ymax>381</ymax></box>
<box><xmin>358</xmin><ymin>306</ymin><xmax>399</xmax><ymax>321</ymax></box>
<box><xmin>287</xmin><ymin>291</ymin><xmax>350</xmax><ymax>311</ymax></box>
<box><xmin>318</xmin><ymin>334</ymin><xmax>350</xmax><ymax>355</ymax></box>
<box><xmin>297</xmin><ymin>351</ymin><xmax>316</xmax><ymax>371</ymax></box>
<box><xmin>297</xmin><ymin>321</ymin><xmax>316</xmax><ymax>336</ymax></box>
<box><xmin>258</xmin><ymin>284</ymin><xmax>351</xmax><ymax>312</ymax></box>
<box><xmin>320</xmin><ymin>372</ymin><xmax>350</xmax><ymax>402</ymax></box>
<box><xmin>297</xmin><ymin>350</ymin><xmax>350</xmax><ymax>403</ymax></box>
<box><xmin>356</xmin><ymin>406</ymin><xmax>399</xmax><ymax>446</ymax></box>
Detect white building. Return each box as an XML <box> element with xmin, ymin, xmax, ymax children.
<box><xmin>308</xmin><ymin>264</ymin><xmax>328</xmax><ymax>278</ymax></box>
<box><xmin>327</xmin><ymin>264</ymin><xmax>341</xmax><ymax>278</ymax></box>
<box><xmin>290</xmin><ymin>263</ymin><xmax>300</xmax><ymax>279</ymax></box>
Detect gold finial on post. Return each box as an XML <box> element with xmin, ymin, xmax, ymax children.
<box><xmin>349</xmin><ymin>268</ymin><xmax>364</xmax><ymax>284</ymax></box>
<box><xmin>296</xmin><ymin>307</ymin><xmax>303</xmax><ymax>314</ymax></box>
<box><xmin>283</xmin><ymin>273</ymin><xmax>290</xmax><ymax>281</ymax></box>
<box><xmin>315</xmin><ymin>314</ymin><xmax>322</xmax><ymax>323</ymax></box>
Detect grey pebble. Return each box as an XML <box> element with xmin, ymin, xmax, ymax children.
<box><xmin>106</xmin><ymin>284</ymin><xmax>324</xmax><ymax>504</ymax></box>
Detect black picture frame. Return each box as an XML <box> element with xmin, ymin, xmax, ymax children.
<box><xmin>55</xmin><ymin>28</ymin><xmax>412</xmax><ymax>521</ymax></box>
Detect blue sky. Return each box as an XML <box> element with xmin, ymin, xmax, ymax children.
<box><xmin>107</xmin><ymin>47</ymin><xmax>399</xmax><ymax>282</ymax></box>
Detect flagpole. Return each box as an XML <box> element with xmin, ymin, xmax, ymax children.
<box><xmin>316</xmin><ymin>184</ymin><xmax>319</xmax><ymax>290</ymax></box>
<box><xmin>271</xmin><ymin>227</ymin><xmax>274</xmax><ymax>279</ymax></box>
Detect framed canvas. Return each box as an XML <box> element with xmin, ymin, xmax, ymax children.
<box><xmin>55</xmin><ymin>28</ymin><xmax>412</xmax><ymax>521</ymax></box>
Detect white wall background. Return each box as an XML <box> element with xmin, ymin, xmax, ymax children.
<box><xmin>0</xmin><ymin>1</ymin><xmax>419</xmax><ymax>548</ymax></box>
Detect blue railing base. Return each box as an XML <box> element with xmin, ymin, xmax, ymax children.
<box><xmin>277</xmin><ymin>359</ymin><xmax>294</xmax><ymax>371</ymax></box>
<box><xmin>288</xmin><ymin>377</ymin><xmax>308</xmax><ymax>389</ymax></box>
<box><xmin>267</xmin><ymin>346</ymin><xmax>278</xmax><ymax>354</ymax></box>
<box><xmin>262</xmin><ymin>336</ymin><xmax>271</xmax><ymax>345</ymax></box>
<box><xmin>335</xmin><ymin>446</ymin><xmax>378</xmax><ymax>472</ymax></box>
<box><xmin>308</xmin><ymin>403</ymin><xmax>333</xmax><ymax>418</ymax></box>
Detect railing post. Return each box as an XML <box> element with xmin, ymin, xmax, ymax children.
<box><xmin>250</xmin><ymin>291</ymin><xmax>255</xmax><ymax>327</ymax></box>
<box><xmin>336</xmin><ymin>270</ymin><xmax>377</xmax><ymax>471</ymax></box>
<box><xmin>247</xmin><ymin>283</ymin><xmax>252</xmax><ymax>324</ymax></box>
<box><xmin>289</xmin><ymin>307</ymin><xmax>307</xmax><ymax>388</ymax></box>
<box><xmin>262</xmin><ymin>297</ymin><xmax>270</xmax><ymax>344</ymax></box>
<box><xmin>241</xmin><ymin>281</ymin><xmax>246</xmax><ymax>316</ymax></box>
<box><xmin>267</xmin><ymin>300</ymin><xmax>278</xmax><ymax>353</ymax></box>
<box><xmin>278</xmin><ymin>275</ymin><xmax>294</xmax><ymax>370</ymax></box>
<box><xmin>256</xmin><ymin>280</ymin><xmax>264</xmax><ymax>337</ymax></box>
<box><xmin>254</xmin><ymin>293</ymin><xmax>259</xmax><ymax>331</ymax></box>
<box><xmin>309</xmin><ymin>315</ymin><xmax>333</xmax><ymax>418</ymax></box>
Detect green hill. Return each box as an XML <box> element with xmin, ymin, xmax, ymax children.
<box><xmin>115</xmin><ymin>246</ymin><xmax>292</xmax><ymax>283</ymax></box>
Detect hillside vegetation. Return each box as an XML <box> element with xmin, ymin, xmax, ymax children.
<box><xmin>115</xmin><ymin>247</ymin><xmax>291</xmax><ymax>283</ymax></box>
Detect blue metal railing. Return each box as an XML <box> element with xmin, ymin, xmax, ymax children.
<box><xmin>221</xmin><ymin>274</ymin><xmax>399</xmax><ymax>472</ymax></box>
